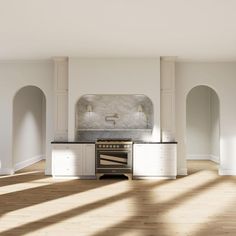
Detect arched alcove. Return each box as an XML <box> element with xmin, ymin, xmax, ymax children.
<box><xmin>186</xmin><ymin>85</ymin><xmax>220</xmax><ymax>173</ymax></box>
<box><xmin>12</xmin><ymin>86</ymin><xmax>46</xmax><ymax>172</ymax></box>
<box><xmin>75</xmin><ymin>94</ymin><xmax>154</xmax><ymax>141</ymax></box>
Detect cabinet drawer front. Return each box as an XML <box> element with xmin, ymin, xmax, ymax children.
<box><xmin>53</xmin><ymin>146</ymin><xmax>82</xmax><ymax>158</ymax></box>
<box><xmin>133</xmin><ymin>162</ymin><xmax>160</xmax><ymax>176</ymax></box>
<box><xmin>156</xmin><ymin>167</ymin><xmax>177</xmax><ymax>176</ymax></box>
<box><xmin>54</xmin><ymin>168</ymin><xmax>81</xmax><ymax>176</ymax></box>
<box><xmin>54</xmin><ymin>162</ymin><xmax>82</xmax><ymax>175</ymax></box>
<box><xmin>53</xmin><ymin>155</ymin><xmax>81</xmax><ymax>164</ymax></box>
<box><xmin>158</xmin><ymin>158</ymin><xmax>176</xmax><ymax>167</ymax></box>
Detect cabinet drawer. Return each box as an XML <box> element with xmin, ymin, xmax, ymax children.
<box><xmin>158</xmin><ymin>157</ymin><xmax>176</xmax><ymax>167</ymax></box>
<box><xmin>156</xmin><ymin>167</ymin><xmax>176</xmax><ymax>176</ymax></box>
<box><xmin>54</xmin><ymin>159</ymin><xmax>82</xmax><ymax>175</ymax></box>
<box><xmin>52</xmin><ymin>146</ymin><xmax>82</xmax><ymax>158</ymax></box>
<box><xmin>54</xmin><ymin>155</ymin><xmax>80</xmax><ymax>164</ymax></box>
<box><xmin>52</xmin><ymin>144</ymin><xmax>95</xmax><ymax>177</ymax></box>
<box><xmin>54</xmin><ymin>165</ymin><xmax>82</xmax><ymax>176</ymax></box>
<box><xmin>133</xmin><ymin>164</ymin><xmax>176</xmax><ymax>176</ymax></box>
<box><xmin>133</xmin><ymin>143</ymin><xmax>177</xmax><ymax>177</ymax></box>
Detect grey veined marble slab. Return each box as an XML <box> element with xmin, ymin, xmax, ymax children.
<box><xmin>76</xmin><ymin>130</ymin><xmax>153</xmax><ymax>142</ymax></box>
<box><xmin>76</xmin><ymin>94</ymin><xmax>154</xmax><ymax>130</ymax></box>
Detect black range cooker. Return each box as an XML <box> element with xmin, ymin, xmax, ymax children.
<box><xmin>95</xmin><ymin>138</ymin><xmax>133</xmax><ymax>180</ymax></box>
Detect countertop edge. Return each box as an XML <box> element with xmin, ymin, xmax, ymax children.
<box><xmin>51</xmin><ymin>141</ymin><xmax>95</xmax><ymax>144</ymax></box>
<box><xmin>51</xmin><ymin>141</ymin><xmax>177</xmax><ymax>144</ymax></box>
<box><xmin>133</xmin><ymin>141</ymin><xmax>177</xmax><ymax>144</ymax></box>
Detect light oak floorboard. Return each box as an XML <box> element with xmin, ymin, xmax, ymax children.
<box><xmin>0</xmin><ymin>160</ymin><xmax>236</xmax><ymax>236</ymax></box>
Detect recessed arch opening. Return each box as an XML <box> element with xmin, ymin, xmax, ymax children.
<box><xmin>186</xmin><ymin>85</ymin><xmax>220</xmax><ymax>174</ymax></box>
<box><xmin>12</xmin><ymin>85</ymin><xmax>46</xmax><ymax>173</ymax></box>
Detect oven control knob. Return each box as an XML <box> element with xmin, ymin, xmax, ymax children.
<box><xmin>103</xmin><ymin>145</ymin><xmax>106</xmax><ymax>148</ymax></box>
<box><xmin>117</xmin><ymin>145</ymin><xmax>120</xmax><ymax>148</ymax></box>
<box><xmin>110</xmin><ymin>145</ymin><xmax>112</xmax><ymax>148</ymax></box>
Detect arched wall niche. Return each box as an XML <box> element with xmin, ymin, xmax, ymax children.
<box><xmin>185</xmin><ymin>85</ymin><xmax>220</xmax><ymax>173</ymax></box>
<box><xmin>12</xmin><ymin>85</ymin><xmax>47</xmax><ymax>172</ymax></box>
<box><xmin>75</xmin><ymin>94</ymin><xmax>154</xmax><ymax>141</ymax></box>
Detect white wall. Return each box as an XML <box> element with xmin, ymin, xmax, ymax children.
<box><xmin>0</xmin><ymin>61</ymin><xmax>53</xmax><ymax>175</ymax></box>
<box><xmin>68</xmin><ymin>58</ymin><xmax>160</xmax><ymax>141</ymax></box>
<box><xmin>176</xmin><ymin>62</ymin><xmax>236</xmax><ymax>175</ymax></box>
<box><xmin>13</xmin><ymin>87</ymin><xmax>45</xmax><ymax>170</ymax></box>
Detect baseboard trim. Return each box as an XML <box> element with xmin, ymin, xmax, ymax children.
<box><xmin>210</xmin><ymin>155</ymin><xmax>220</xmax><ymax>164</ymax></box>
<box><xmin>45</xmin><ymin>169</ymin><xmax>51</xmax><ymax>176</ymax></box>
<box><xmin>177</xmin><ymin>168</ymin><xmax>188</xmax><ymax>176</ymax></box>
<box><xmin>0</xmin><ymin>168</ymin><xmax>14</xmax><ymax>175</ymax></box>
<box><xmin>187</xmin><ymin>155</ymin><xmax>211</xmax><ymax>160</ymax></box>
<box><xmin>14</xmin><ymin>155</ymin><xmax>44</xmax><ymax>171</ymax></box>
<box><xmin>187</xmin><ymin>154</ymin><xmax>220</xmax><ymax>163</ymax></box>
<box><xmin>219</xmin><ymin>168</ymin><xmax>236</xmax><ymax>176</ymax></box>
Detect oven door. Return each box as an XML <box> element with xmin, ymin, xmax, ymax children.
<box><xmin>97</xmin><ymin>150</ymin><xmax>131</xmax><ymax>168</ymax></box>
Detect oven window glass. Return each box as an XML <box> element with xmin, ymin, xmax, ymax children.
<box><xmin>98</xmin><ymin>152</ymin><xmax>128</xmax><ymax>167</ymax></box>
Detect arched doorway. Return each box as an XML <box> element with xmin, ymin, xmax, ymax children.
<box><xmin>12</xmin><ymin>86</ymin><xmax>46</xmax><ymax>173</ymax></box>
<box><xmin>186</xmin><ymin>85</ymin><xmax>220</xmax><ymax>174</ymax></box>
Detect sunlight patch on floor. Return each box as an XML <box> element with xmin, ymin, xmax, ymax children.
<box><xmin>0</xmin><ymin>170</ymin><xmax>42</xmax><ymax>178</ymax></box>
<box><xmin>162</xmin><ymin>181</ymin><xmax>236</xmax><ymax>235</ymax></box>
<box><xmin>0</xmin><ymin>179</ymin><xmax>53</xmax><ymax>194</ymax></box>
<box><xmin>148</xmin><ymin>172</ymin><xmax>219</xmax><ymax>204</ymax></box>
<box><xmin>0</xmin><ymin>181</ymin><xmax>133</xmax><ymax>233</ymax></box>
<box><xmin>0</xmin><ymin>196</ymin><xmax>135</xmax><ymax>236</ymax></box>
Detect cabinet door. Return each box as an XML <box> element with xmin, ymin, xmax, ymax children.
<box><xmin>158</xmin><ymin>144</ymin><xmax>177</xmax><ymax>176</ymax></box>
<box><xmin>54</xmin><ymin>93</ymin><xmax>68</xmax><ymax>141</ymax></box>
<box><xmin>160</xmin><ymin>58</ymin><xmax>176</xmax><ymax>142</ymax></box>
<box><xmin>55</xmin><ymin>60</ymin><xmax>68</xmax><ymax>91</ymax></box>
<box><xmin>53</xmin><ymin>58</ymin><xmax>68</xmax><ymax>141</ymax></box>
<box><xmin>52</xmin><ymin>145</ymin><xmax>83</xmax><ymax>176</ymax></box>
<box><xmin>133</xmin><ymin>144</ymin><xmax>160</xmax><ymax>176</ymax></box>
<box><xmin>133</xmin><ymin>144</ymin><xmax>177</xmax><ymax>177</ymax></box>
<box><xmin>83</xmin><ymin>144</ymin><xmax>95</xmax><ymax>176</ymax></box>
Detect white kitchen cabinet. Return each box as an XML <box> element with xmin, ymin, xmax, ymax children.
<box><xmin>53</xmin><ymin>57</ymin><xmax>68</xmax><ymax>141</ymax></box>
<box><xmin>133</xmin><ymin>143</ymin><xmax>177</xmax><ymax>178</ymax></box>
<box><xmin>52</xmin><ymin>144</ymin><xmax>95</xmax><ymax>178</ymax></box>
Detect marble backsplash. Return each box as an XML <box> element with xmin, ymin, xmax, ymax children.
<box><xmin>76</xmin><ymin>94</ymin><xmax>154</xmax><ymax>130</ymax></box>
<box><xmin>76</xmin><ymin>130</ymin><xmax>153</xmax><ymax>142</ymax></box>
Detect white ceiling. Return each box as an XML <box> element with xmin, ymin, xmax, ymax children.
<box><xmin>1</xmin><ymin>0</ymin><xmax>236</xmax><ymax>61</ymax></box>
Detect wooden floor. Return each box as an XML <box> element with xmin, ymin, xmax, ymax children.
<box><xmin>1</xmin><ymin>160</ymin><xmax>236</xmax><ymax>236</ymax></box>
